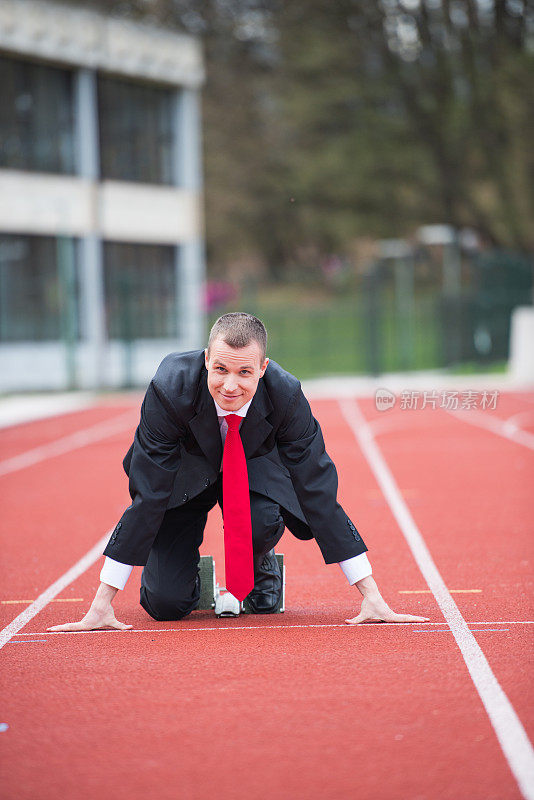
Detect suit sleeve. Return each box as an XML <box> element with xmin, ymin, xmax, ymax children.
<box><xmin>276</xmin><ymin>386</ymin><xmax>367</xmax><ymax>564</ymax></box>
<box><xmin>103</xmin><ymin>381</ymin><xmax>185</xmax><ymax>565</ymax></box>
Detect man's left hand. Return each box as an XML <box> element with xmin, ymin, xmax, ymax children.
<box><xmin>345</xmin><ymin>575</ymin><xmax>429</xmax><ymax>625</ymax></box>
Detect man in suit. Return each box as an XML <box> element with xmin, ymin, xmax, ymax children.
<box><xmin>49</xmin><ymin>313</ymin><xmax>427</xmax><ymax>631</ymax></box>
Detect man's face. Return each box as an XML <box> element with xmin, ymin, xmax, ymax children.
<box><xmin>205</xmin><ymin>337</ymin><xmax>269</xmax><ymax>412</ymax></box>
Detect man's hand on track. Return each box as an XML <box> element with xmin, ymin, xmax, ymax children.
<box><xmin>345</xmin><ymin>593</ymin><xmax>429</xmax><ymax>625</ymax></box>
<box><xmin>47</xmin><ymin>606</ymin><xmax>133</xmax><ymax>632</ymax></box>
<box><xmin>346</xmin><ymin>574</ymin><xmax>429</xmax><ymax>625</ymax></box>
<box><xmin>47</xmin><ymin>581</ymin><xmax>133</xmax><ymax>632</ymax></box>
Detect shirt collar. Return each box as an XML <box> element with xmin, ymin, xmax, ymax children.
<box><xmin>213</xmin><ymin>398</ymin><xmax>253</xmax><ymax>419</ymax></box>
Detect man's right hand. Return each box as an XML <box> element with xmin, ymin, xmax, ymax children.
<box><xmin>47</xmin><ymin>582</ymin><xmax>133</xmax><ymax>632</ymax></box>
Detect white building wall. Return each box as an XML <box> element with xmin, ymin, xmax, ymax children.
<box><xmin>0</xmin><ymin>171</ymin><xmax>203</xmax><ymax>244</ymax></box>
<box><xmin>0</xmin><ymin>0</ymin><xmax>206</xmax><ymax>393</ymax></box>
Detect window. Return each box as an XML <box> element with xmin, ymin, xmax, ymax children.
<box><xmin>104</xmin><ymin>242</ymin><xmax>177</xmax><ymax>339</ymax></box>
<box><xmin>0</xmin><ymin>56</ymin><xmax>75</xmax><ymax>174</ymax></box>
<box><xmin>98</xmin><ymin>76</ymin><xmax>175</xmax><ymax>184</ymax></box>
<box><xmin>0</xmin><ymin>234</ymin><xmax>78</xmax><ymax>341</ymax></box>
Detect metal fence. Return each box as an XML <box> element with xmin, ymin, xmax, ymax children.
<box><xmin>208</xmin><ymin>292</ymin><xmax>503</xmax><ymax>380</ymax></box>
<box><xmin>1</xmin><ymin>238</ymin><xmax>532</xmax><ymax>388</ymax></box>
<box><xmin>209</xmin><ymin>252</ymin><xmax>532</xmax><ymax>379</ymax></box>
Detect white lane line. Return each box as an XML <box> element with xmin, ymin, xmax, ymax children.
<box><xmin>0</xmin><ymin>532</ymin><xmax>110</xmax><ymax>651</ymax></box>
<box><xmin>339</xmin><ymin>397</ymin><xmax>534</xmax><ymax>800</ymax></box>
<box><xmin>1</xmin><ymin>598</ymin><xmax>84</xmax><ymax>604</ymax></box>
<box><xmin>413</xmin><ymin>629</ymin><xmax>510</xmax><ymax>633</ymax></box>
<box><xmin>6</xmin><ymin>639</ymin><xmax>48</xmax><ymax>643</ymax></box>
<box><xmin>447</xmin><ymin>407</ymin><xmax>534</xmax><ymax>451</ymax></box>
<box><xmin>0</xmin><ymin>410</ymin><xmax>136</xmax><ymax>477</ymax></box>
<box><xmin>399</xmin><ymin>589</ymin><xmax>482</xmax><ymax>594</ymax></box>
<box><xmin>504</xmin><ymin>410</ymin><xmax>534</xmax><ymax>433</ymax></box>
<box><xmin>14</xmin><ymin>620</ymin><xmax>534</xmax><ymax>635</ymax></box>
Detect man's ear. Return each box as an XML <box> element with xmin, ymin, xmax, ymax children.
<box><xmin>204</xmin><ymin>348</ymin><xmax>209</xmax><ymax>368</ymax></box>
<box><xmin>259</xmin><ymin>357</ymin><xmax>269</xmax><ymax>378</ymax></box>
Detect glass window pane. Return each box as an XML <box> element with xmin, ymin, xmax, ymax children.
<box><xmin>104</xmin><ymin>242</ymin><xmax>177</xmax><ymax>338</ymax></box>
<box><xmin>98</xmin><ymin>76</ymin><xmax>175</xmax><ymax>184</ymax></box>
<box><xmin>0</xmin><ymin>56</ymin><xmax>75</xmax><ymax>174</ymax></box>
<box><xmin>0</xmin><ymin>234</ymin><xmax>78</xmax><ymax>342</ymax></box>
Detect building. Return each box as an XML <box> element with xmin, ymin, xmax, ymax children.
<box><xmin>0</xmin><ymin>0</ymin><xmax>205</xmax><ymax>391</ymax></box>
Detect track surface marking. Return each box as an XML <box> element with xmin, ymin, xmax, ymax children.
<box><xmin>0</xmin><ymin>410</ymin><xmax>137</xmax><ymax>476</ymax></box>
<box><xmin>0</xmin><ymin>533</ymin><xmax>110</xmax><ymax>650</ymax></box>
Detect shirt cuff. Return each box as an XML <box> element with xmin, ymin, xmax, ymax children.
<box><xmin>338</xmin><ymin>553</ymin><xmax>372</xmax><ymax>585</ymax></box>
<box><xmin>100</xmin><ymin>557</ymin><xmax>134</xmax><ymax>591</ymax></box>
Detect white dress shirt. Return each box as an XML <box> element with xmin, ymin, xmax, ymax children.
<box><xmin>100</xmin><ymin>397</ymin><xmax>372</xmax><ymax>590</ymax></box>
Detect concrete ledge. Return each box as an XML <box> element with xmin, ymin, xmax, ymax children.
<box><xmin>0</xmin><ymin>392</ymin><xmax>96</xmax><ymax>429</ymax></box>
<box><xmin>301</xmin><ymin>369</ymin><xmax>533</xmax><ymax>399</ymax></box>
<box><xmin>509</xmin><ymin>306</ymin><xmax>534</xmax><ymax>383</ymax></box>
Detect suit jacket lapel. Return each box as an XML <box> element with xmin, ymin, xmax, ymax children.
<box><xmin>188</xmin><ymin>371</ymin><xmax>223</xmax><ymax>471</ymax></box>
<box><xmin>239</xmin><ymin>379</ymin><xmax>273</xmax><ymax>459</ymax></box>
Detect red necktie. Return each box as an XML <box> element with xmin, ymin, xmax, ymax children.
<box><xmin>222</xmin><ymin>414</ymin><xmax>254</xmax><ymax>601</ymax></box>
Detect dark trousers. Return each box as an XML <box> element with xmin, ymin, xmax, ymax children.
<box><xmin>140</xmin><ymin>476</ymin><xmax>302</xmax><ymax>621</ymax></box>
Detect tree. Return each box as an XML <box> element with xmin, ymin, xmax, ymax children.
<box><xmin>73</xmin><ymin>0</ymin><xmax>534</xmax><ymax>272</ymax></box>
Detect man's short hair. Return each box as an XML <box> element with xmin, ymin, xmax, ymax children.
<box><xmin>208</xmin><ymin>312</ymin><xmax>267</xmax><ymax>362</ymax></box>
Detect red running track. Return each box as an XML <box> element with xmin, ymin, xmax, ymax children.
<box><xmin>1</xmin><ymin>391</ymin><xmax>533</xmax><ymax>800</ymax></box>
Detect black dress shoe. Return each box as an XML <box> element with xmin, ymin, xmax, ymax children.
<box><xmin>246</xmin><ymin>549</ymin><xmax>282</xmax><ymax>614</ymax></box>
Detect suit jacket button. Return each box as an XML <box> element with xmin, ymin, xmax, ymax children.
<box><xmin>204</xmin><ymin>478</ymin><xmax>210</xmax><ymax>486</ymax></box>
<box><xmin>182</xmin><ymin>493</ymin><xmax>188</xmax><ymax>502</ymax></box>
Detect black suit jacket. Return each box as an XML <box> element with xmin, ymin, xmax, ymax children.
<box><xmin>103</xmin><ymin>350</ymin><xmax>367</xmax><ymax>566</ymax></box>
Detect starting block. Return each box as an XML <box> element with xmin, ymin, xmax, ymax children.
<box><xmin>197</xmin><ymin>554</ymin><xmax>285</xmax><ymax>617</ymax></box>
<box><xmin>197</xmin><ymin>554</ymin><xmax>217</xmax><ymax>611</ymax></box>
